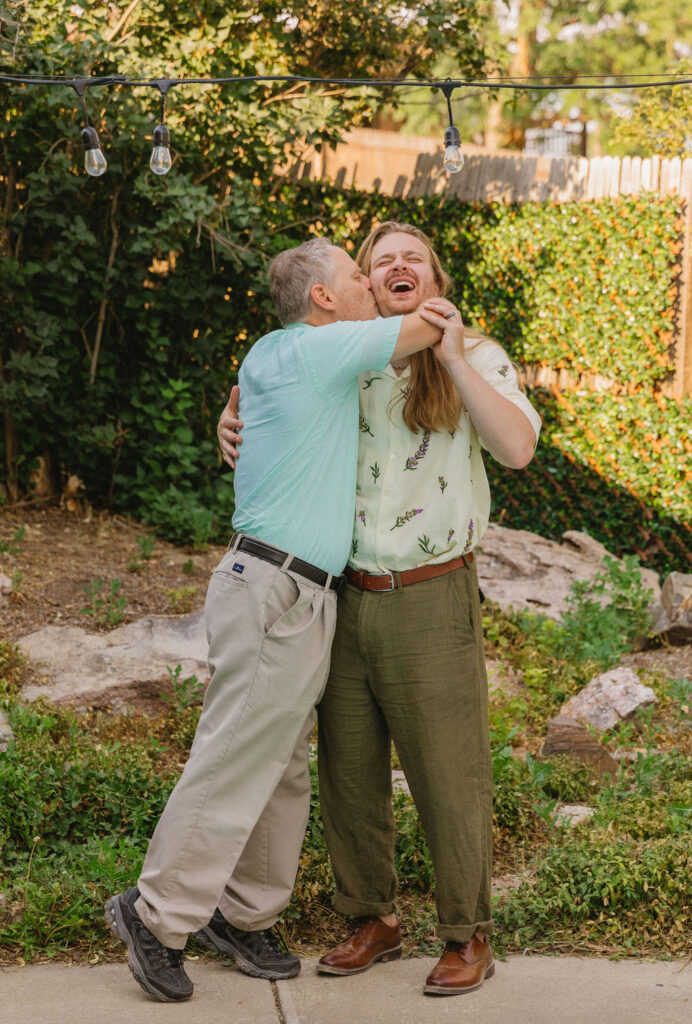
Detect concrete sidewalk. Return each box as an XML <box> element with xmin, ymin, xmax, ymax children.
<box><xmin>2</xmin><ymin>955</ymin><xmax>690</xmax><ymax>1024</ymax></box>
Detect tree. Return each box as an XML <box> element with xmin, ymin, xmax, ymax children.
<box><xmin>484</xmin><ymin>0</ymin><xmax>692</xmax><ymax>152</ymax></box>
<box><xmin>613</xmin><ymin>68</ymin><xmax>692</xmax><ymax>157</ymax></box>
<box><xmin>383</xmin><ymin>1</ymin><xmax>692</xmax><ymax>153</ymax></box>
<box><xmin>0</xmin><ymin>1</ymin><xmax>487</xmax><ymax>535</ymax></box>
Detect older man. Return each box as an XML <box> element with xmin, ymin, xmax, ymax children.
<box><xmin>219</xmin><ymin>222</ymin><xmax>541</xmax><ymax>997</ymax></box>
<box><xmin>105</xmin><ymin>236</ymin><xmax>458</xmax><ymax>1003</ymax></box>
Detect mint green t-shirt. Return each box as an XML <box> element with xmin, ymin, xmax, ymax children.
<box><xmin>232</xmin><ymin>316</ymin><xmax>401</xmax><ymax>575</ymax></box>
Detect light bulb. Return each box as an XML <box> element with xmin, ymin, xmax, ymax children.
<box><xmin>443</xmin><ymin>125</ymin><xmax>464</xmax><ymax>174</ymax></box>
<box><xmin>81</xmin><ymin>125</ymin><xmax>107</xmax><ymax>176</ymax></box>
<box><xmin>150</xmin><ymin>124</ymin><xmax>172</xmax><ymax>175</ymax></box>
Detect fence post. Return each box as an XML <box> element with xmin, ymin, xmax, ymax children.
<box><xmin>675</xmin><ymin>160</ymin><xmax>692</xmax><ymax>396</ymax></box>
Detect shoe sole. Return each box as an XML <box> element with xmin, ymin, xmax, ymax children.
<box><xmin>195</xmin><ymin>926</ymin><xmax>301</xmax><ymax>980</ymax></box>
<box><xmin>423</xmin><ymin>960</ymin><xmax>495</xmax><ymax>995</ymax></box>
<box><xmin>105</xmin><ymin>895</ymin><xmax>192</xmax><ymax>1003</ymax></box>
<box><xmin>317</xmin><ymin>946</ymin><xmax>403</xmax><ymax>976</ymax></box>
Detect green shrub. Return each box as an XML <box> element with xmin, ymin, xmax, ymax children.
<box><xmin>541</xmin><ymin>756</ymin><xmax>600</xmax><ymax>804</ymax></box>
<box><xmin>549</xmin><ymin>554</ymin><xmax>653</xmax><ymax>667</ymax></box>
<box><xmin>497</xmin><ymin>834</ymin><xmax>690</xmax><ymax>956</ymax></box>
<box><xmin>0</xmin><ymin>639</ymin><xmax>27</xmax><ymax>694</ymax></box>
<box><xmin>0</xmin><ymin>703</ymin><xmax>175</xmax><ymax>859</ymax></box>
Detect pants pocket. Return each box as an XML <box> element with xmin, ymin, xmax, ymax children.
<box><xmin>263</xmin><ymin>572</ymin><xmax>312</xmax><ymax>636</ymax></box>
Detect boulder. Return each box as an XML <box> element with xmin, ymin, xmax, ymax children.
<box><xmin>391</xmin><ymin>769</ymin><xmax>411</xmax><ymax>795</ymax></box>
<box><xmin>476</xmin><ymin>525</ymin><xmax>660</xmax><ymax>621</ymax></box>
<box><xmin>0</xmin><ymin>573</ymin><xmax>12</xmax><ymax>606</ymax></box>
<box><xmin>485</xmin><ymin>658</ymin><xmax>523</xmax><ymax>696</ymax></box>
<box><xmin>562</xmin><ymin>666</ymin><xmax>657</xmax><ymax>733</ymax></box>
<box><xmin>552</xmin><ymin>804</ymin><xmax>595</xmax><ymax>827</ymax></box>
<box><xmin>19</xmin><ymin>611</ymin><xmax>209</xmax><ymax>707</ymax></box>
<box><xmin>540</xmin><ymin>714</ymin><xmax>618</xmax><ymax>776</ymax></box>
<box><xmin>650</xmin><ymin>572</ymin><xmax>692</xmax><ymax>643</ymax></box>
<box><xmin>0</xmin><ymin>709</ymin><xmax>14</xmax><ymax>752</ymax></box>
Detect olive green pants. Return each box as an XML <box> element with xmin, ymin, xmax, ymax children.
<box><xmin>317</xmin><ymin>563</ymin><xmax>493</xmax><ymax>942</ymax></box>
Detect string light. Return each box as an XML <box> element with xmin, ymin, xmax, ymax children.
<box><xmin>441</xmin><ymin>81</ymin><xmax>463</xmax><ymax>174</ymax></box>
<box><xmin>149</xmin><ymin>79</ymin><xmax>172</xmax><ymax>175</ymax></box>
<box><xmin>4</xmin><ymin>70</ymin><xmax>692</xmax><ymax>179</ymax></box>
<box><xmin>73</xmin><ymin>78</ymin><xmax>107</xmax><ymax>176</ymax></box>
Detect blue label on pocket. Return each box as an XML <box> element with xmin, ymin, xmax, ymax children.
<box><xmin>233</xmin><ymin>563</ymin><xmax>244</xmax><ymax>573</ymax></box>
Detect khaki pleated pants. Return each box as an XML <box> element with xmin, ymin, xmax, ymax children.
<box><xmin>135</xmin><ymin>544</ymin><xmax>337</xmax><ymax>949</ymax></box>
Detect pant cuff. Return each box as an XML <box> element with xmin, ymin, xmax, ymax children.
<box><xmin>224</xmin><ymin>911</ymin><xmax>280</xmax><ymax>932</ymax></box>
<box><xmin>333</xmin><ymin>891</ymin><xmax>397</xmax><ymax>919</ymax></box>
<box><xmin>134</xmin><ymin>895</ymin><xmax>188</xmax><ymax>951</ymax></box>
<box><xmin>437</xmin><ymin>919</ymin><xmax>494</xmax><ymax>942</ymax></box>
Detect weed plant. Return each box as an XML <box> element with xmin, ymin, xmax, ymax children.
<box><xmin>166</xmin><ymin>586</ymin><xmax>198</xmax><ymax>614</ymax></box>
<box><xmin>161</xmin><ymin>665</ymin><xmax>206</xmax><ymax>712</ymax></box>
<box><xmin>0</xmin><ymin>640</ymin><xmax>26</xmax><ymax>694</ymax></box>
<box><xmin>80</xmin><ymin>580</ymin><xmax>126</xmax><ymax>629</ymax></box>
<box><xmin>0</xmin><ymin>525</ymin><xmax>26</xmax><ymax>556</ymax></box>
<box><xmin>126</xmin><ymin>535</ymin><xmax>156</xmax><ymax>574</ymax></box>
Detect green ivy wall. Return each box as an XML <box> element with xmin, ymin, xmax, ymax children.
<box><xmin>266</xmin><ymin>182</ymin><xmax>691</xmax><ymax>573</ymax></box>
<box><xmin>2</xmin><ymin>177</ymin><xmax>690</xmax><ymax>572</ymax></box>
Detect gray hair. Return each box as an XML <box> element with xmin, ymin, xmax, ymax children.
<box><xmin>269</xmin><ymin>237</ymin><xmax>337</xmax><ymax>327</ymax></box>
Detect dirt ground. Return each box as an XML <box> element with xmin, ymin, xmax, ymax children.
<box><xmin>1</xmin><ymin>504</ymin><xmax>690</xmax><ymax>687</ymax></box>
<box><xmin>0</xmin><ymin>505</ymin><xmax>226</xmax><ymax>644</ymax></box>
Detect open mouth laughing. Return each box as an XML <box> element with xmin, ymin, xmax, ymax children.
<box><xmin>386</xmin><ymin>276</ymin><xmax>417</xmax><ymax>294</ymax></box>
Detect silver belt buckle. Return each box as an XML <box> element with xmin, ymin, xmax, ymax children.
<box><xmin>380</xmin><ymin>569</ymin><xmax>396</xmax><ymax>591</ymax></box>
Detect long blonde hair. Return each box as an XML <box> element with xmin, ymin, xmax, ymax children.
<box><xmin>357</xmin><ymin>221</ymin><xmax>481</xmax><ymax>434</ymax></box>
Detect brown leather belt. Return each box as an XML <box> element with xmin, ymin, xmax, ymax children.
<box><xmin>345</xmin><ymin>551</ymin><xmax>473</xmax><ymax>592</ymax></box>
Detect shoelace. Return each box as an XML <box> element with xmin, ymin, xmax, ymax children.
<box><xmin>139</xmin><ymin>928</ymin><xmax>184</xmax><ymax>970</ymax></box>
<box><xmin>247</xmin><ymin>928</ymin><xmax>288</xmax><ymax>961</ymax></box>
<box><xmin>348</xmin><ymin>919</ymin><xmax>382</xmax><ymax>946</ymax></box>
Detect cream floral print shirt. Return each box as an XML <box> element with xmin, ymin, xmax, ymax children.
<box><xmin>350</xmin><ymin>339</ymin><xmax>542</xmax><ymax>573</ymax></box>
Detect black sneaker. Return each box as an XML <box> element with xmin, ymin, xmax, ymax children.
<box><xmin>195</xmin><ymin>908</ymin><xmax>300</xmax><ymax>980</ymax></box>
<box><xmin>105</xmin><ymin>887</ymin><xmax>193</xmax><ymax>1002</ymax></box>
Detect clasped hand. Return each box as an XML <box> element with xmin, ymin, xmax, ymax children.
<box><xmin>420</xmin><ymin>298</ymin><xmax>465</xmax><ymax>365</ymax></box>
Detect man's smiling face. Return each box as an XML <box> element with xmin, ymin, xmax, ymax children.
<box><xmin>368</xmin><ymin>231</ymin><xmax>439</xmax><ymax>318</ymax></box>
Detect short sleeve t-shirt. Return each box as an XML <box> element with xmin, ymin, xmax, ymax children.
<box><xmin>232</xmin><ymin>316</ymin><xmax>402</xmax><ymax>575</ymax></box>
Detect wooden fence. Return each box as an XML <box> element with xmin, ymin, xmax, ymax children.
<box><xmin>291</xmin><ymin>129</ymin><xmax>692</xmax><ymax>396</ymax></box>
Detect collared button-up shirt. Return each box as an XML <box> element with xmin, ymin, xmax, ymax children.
<box><xmin>349</xmin><ymin>340</ymin><xmax>542</xmax><ymax>573</ymax></box>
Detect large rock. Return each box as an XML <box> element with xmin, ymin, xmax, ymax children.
<box><xmin>19</xmin><ymin>611</ymin><xmax>209</xmax><ymax>706</ymax></box>
<box><xmin>476</xmin><ymin>526</ymin><xmax>660</xmax><ymax>621</ymax></box>
<box><xmin>540</xmin><ymin>714</ymin><xmax>618</xmax><ymax>776</ymax></box>
<box><xmin>552</xmin><ymin>804</ymin><xmax>595</xmax><ymax>827</ymax></box>
<box><xmin>650</xmin><ymin>572</ymin><xmax>692</xmax><ymax>643</ymax></box>
<box><xmin>562</xmin><ymin>667</ymin><xmax>657</xmax><ymax>733</ymax></box>
<box><xmin>0</xmin><ymin>709</ymin><xmax>14</xmax><ymax>752</ymax></box>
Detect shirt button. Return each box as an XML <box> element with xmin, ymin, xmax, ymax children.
<box><xmin>390</xmin><ymin>454</ymin><xmax>396</xmax><ymax>460</ymax></box>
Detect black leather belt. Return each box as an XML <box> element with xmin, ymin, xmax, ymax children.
<box><xmin>235</xmin><ymin>535</ymin><xmax>342</xmax><ymax>591</ymax></box>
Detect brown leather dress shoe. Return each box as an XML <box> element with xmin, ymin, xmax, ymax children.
<box><xmin>317</xmin><ymin>917</ymin><xmax>402</xmax><ymax>975</ymax></box>
<box><xmin>423</xmin><ymin>932</ymin><xmax>495</xmax><ymax>995</ymax></box>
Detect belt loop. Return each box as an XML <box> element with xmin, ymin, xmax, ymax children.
<box><xmin>324</xmin><ymin>572</ymin><xmax>333</xmax><ymax>592</ymax></box>
<box><xmin>229</xmin><ymin>532</ymin><xmax>242</xmax><ymax>552</ymax></box>
<box><xmin>280</xmin><ymin>551</ymin><xmax>293</xmax><ymax>573</ymax></box>
<box><xmin>394</xmin><ymin>571</ymin><xmax>402</xmax><ymax>589</ymax></box>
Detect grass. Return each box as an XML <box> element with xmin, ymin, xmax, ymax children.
<box><xmin>0</xmin><ymin>558</ymin><xmax>690</xmax><ymax>964</ymax></box>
